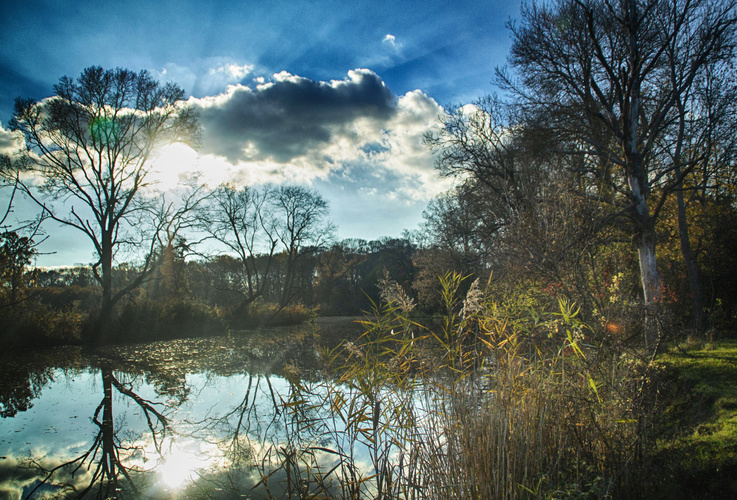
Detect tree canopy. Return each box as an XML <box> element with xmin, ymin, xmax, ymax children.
<box><xmin>8</xmin><ymin>66</ymin><xmax>199</xmax><ymax>340</ymax></box>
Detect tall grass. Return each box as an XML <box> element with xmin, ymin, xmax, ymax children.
<box><xmin>260</xmin><ymin>272</ymin><xmax>654</xmax><ymax>499</ymax></box>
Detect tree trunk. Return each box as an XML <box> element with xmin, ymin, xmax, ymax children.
<box><xmin>622</xmin><ymin>0</ymin><xmax>661</xmax><ymax>349</ymax></box>
<box><xmin>280</xmin><ymin>250</ymin><xmax>297</xmax><ymax>308</ymax></box>
<box><xmin>676</xmin><ymin>188</ymin><xmax>705</xmax><ymax>336</ymax></box>
<box><xmin>98</xmin><ymin>234</ymin><xmax>114</xmax><ymax>345</ymax></box>
<box><xmin>625</xmin><ymin>139</ymin><xmax>662</xmax><ymax>308</ymax></box>
<box><xmin>636</xmin><ymin>226</ymin><xmax>660</xmax><ymax>305</ymax></box>
<box><xmin>628</xmin><ymin>165</ymin><xmax>662</xmax><ymax>349</ymax></box>
<box><xmin>636</xmin><ymin>225</ymin><xmax>662</xmax><ymax>350</ymax></box>
<box><xmin>100</xmin><ymin>369</ymin><xmax>119</xmax><ymax>490</ymax></box>
<box><xmin>672</xmin><ymin>96</ymin><xmax>705</xmax><ymax>338</ymax></box>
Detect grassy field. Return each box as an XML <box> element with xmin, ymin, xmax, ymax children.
<box><xmin>650</xmin><ymin>339</ymin><xmax>737</xmax><ymax>498</ymax></box>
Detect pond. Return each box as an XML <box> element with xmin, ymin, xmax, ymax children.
<box><xmin>0</xmin><ymin>317</ymin><xmax>381</xmax><ymax>499</ymax></box>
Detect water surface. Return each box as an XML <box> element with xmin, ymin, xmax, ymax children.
<box><xmin>0</xmin><ymin>318</ymin><xmax>366</xmax><ymax>499</ymax></box>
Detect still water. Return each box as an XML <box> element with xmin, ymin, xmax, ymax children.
<box><xmin>0</xmin><ymin>318</ymin><xmax>367</xmax><ymax>499</ymax></box>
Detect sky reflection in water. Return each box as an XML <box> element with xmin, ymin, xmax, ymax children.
<box><xmin>0</xmin><ymin>319</ymin><xmax>365</xmax><ymax>499</ymax></box>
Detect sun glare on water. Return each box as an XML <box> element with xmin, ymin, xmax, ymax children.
<box><xmin>157</xmin><ymin>447</ymin><xmax>206</xmax><ymax>489</ymax></box>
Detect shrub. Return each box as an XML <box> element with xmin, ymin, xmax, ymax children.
<box><xmin>227</xmin><ymin>301</ymin><xmax>317</xmax><ymax>330</ymax></box>
<box><xmin>111</xmin><ymin>298</ymin><xmax>226</xmax><ymax>343</ymax></box>
<box><xmin>0</xmin><ymin>300</ymin><xmax>84</xmax><ymax>350</ymax></box>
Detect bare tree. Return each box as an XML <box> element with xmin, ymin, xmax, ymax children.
<box><xmin>271</xmin><ymin>185</ymin><xmax>334</xmax><ymax>307</ymax></box>
<box><xmin>197</xmin><ymin>184</ymin><xmax>278</xmax><ymax>311</ymax></box>
<box><xmin>424</xmin><ymin>96</ymin><xmax>554</xmax><ymax>247</ymax></box>
<box><xmin>425</xmin><ymin>96</ymin><xmax>540</xmax><ymax>221</ymax></box>
<box><xmin>148</xmin><ymin>187</ymin><xmax>208</xmax><ymax>301</ymax></box>
<box><xmin>500</xmin><ymin>0</ymin><xmax>736</xmax><ymax>343</ymax></box>
<box><xmin>420</xmin><ymin>184</ymin><xmax>496</xmax><ymax>276</ymax></box>
<box><xmin>8</xmin><ymin>66</ymin><xmax>199</xmax><ymax>341</ymax></box>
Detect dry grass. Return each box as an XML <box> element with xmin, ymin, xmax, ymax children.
<box><xmin>261</xmin><ymin>272</ymin><xmax>653</xmax><ymax>499</ymax></box>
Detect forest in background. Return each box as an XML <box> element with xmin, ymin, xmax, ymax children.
<box><xmin>1</xmin><ymin>0</ymin><xmax>737</xmax><ymax>497</ymax></box>
<box><xmin>0</xmin><ymin>172</ymin><xmax>735</xmax><ymax>349</ymax></box>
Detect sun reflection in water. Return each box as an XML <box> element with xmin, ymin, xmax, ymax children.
<box><xmin>156</xmin><ymin>439</ymin><xmax>218</xmax><ymax>490</ymax></box>
<box><xmin>158</xmin><ymin>453</ymin><xmax>200</xmax><ymax>489</ymax></box>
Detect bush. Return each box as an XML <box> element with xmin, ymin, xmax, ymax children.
<box><xmin>0</xmin><ymin>300</ymin><xmax>84</xmax><ymax>350</ymax></box>
<box><xmin>265</xmin><ymin>272</ymin><xmax>655</xmax><ymax>499</ymax></box>
<box><xmin>111</xmin><ymin>298</ymin><xmax>226</xmax><ymax>343</ymax></box>
<box><xmin>226</xmin><ymin>301</ymin><xmax>317</xmax><ymax>330</ymax></box>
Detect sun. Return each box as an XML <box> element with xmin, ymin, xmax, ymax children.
<box><xmin>148</xmin><ymin>142</ymin><xmax>201</xmax><ymax>191</ymax></box>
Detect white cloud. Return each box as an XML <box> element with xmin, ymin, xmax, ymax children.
<box><xmin>381</xmin><ymin>34</ymin><xmax>404</xmax><ymax>53</ymax></box>
<box><xmin>0</xmin><ymin>122</ymin><xmax>24</xmax><ymax>155</ymax></box>
<box><xmin>459</xmin><ymin>103</ymin><xmax>480</xmax><ymax>115</ymax></box>
<box><xmin>210</xmin><ymin>63</ymin><xmax>253</xmax><ymax>81</ymax></box>
<box><xmin>349</xmin><ymin>90</ymin><xmax>453</xmax><ymax>202</ymax></box>
<box><xmin>182</xmin><ymin>69</ymin><xmax>448</xmax><ymax>203</ymax></box>
<box><xmin>272</xmin><ymin>70</ymin><xmax>308</xmax><ymax>84</ymax></box>
<box><xmin>354</xmin><ymin>34</ymin><xmax>406</xmax><ymax>72</ymax></box>
<box><xmin>154</xmin><ymin>58</ymin><xmax>257</xmax><ymax>97</ymax></box>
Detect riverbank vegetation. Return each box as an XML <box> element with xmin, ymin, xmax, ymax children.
<box><xmin>1</xmin><ymin>0</ymin><xmax>737</xmax><ymax>496</ymax></box>
<box><xmin>249</xmin><ymin>275</ymin><xmax>734</xmax><ymax>499</ymax></box>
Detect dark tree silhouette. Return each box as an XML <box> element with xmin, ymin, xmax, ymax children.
<box><xmin>9</xmin><ymin>66</ymin><xmax>199</xmax><ymax>342</ymax></box>
<box><xmin>197</xmin><ymin>184</ymin><xmax>278</xmax><ymax>312</ymax></box>
<box><xmin>271</xmin><ymin>185</ymin><xmax>334</xmax><ymax>307</ymax></box>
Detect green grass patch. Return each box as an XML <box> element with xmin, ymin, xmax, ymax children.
<box><xmin>651</xmin><ymin>340</ymin><xmax>737</xmax><ymax>498</ymax></box>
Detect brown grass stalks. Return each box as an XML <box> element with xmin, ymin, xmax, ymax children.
<box><xmin>264</xmin><ymin>272</ymin><xmax>651</xmax><ymax>499</ymax></box>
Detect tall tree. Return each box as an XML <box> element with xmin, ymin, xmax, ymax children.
<box><xmin>271</xmin><ymin>185</ymin><xmax>334</xmax><ymax>307</ymax></box>
<box><xmin>665</xmin><ymin>56</ymin><xmax>737</xmax><ymax>334</ymax></box>
<box><xmin>197</xmin><ymin>184</ymin><xmax>278</xmax><ymax>311</ymax></box>
<box><xmin>424</xmin><ymin>96</ymin><xmax>555</xmax><ymax>245</ymax></box>
<box><xmin>500</xmin><ymin>0</ymin><xmax>736</xmax><ymax>342</ymax></box>
<box><xmin>421</xmin><ymin>184</ymin><xmax>500</xmax><ymax>272</ymax></box>
<box><xmin>313</xmin><ymin>242</ymin><xmax>368</xmax><ymax>315</ymax></box>
<box><xmin>9</xmin><ymin>66</ymin><xmax>199</xmax><ymax>341</ymax></box>
<box><xmin>146</xmin><ymin>188</ymin><xmax>207</xmax><ymax>301</ymax></box>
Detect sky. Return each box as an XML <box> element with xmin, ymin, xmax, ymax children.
<box><xmin>0</xmin><ymin>0</ymin><xmax>521</xmax><ymax>267</ymax></box>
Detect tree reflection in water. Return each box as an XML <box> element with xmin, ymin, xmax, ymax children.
<box><xmin>0</xmin><ymin>319</ymin><xmax>367</xmax><ymax>498</ymax></box>
<box><xmin>179</xmin><ymin>372</ymin><xmax>285</xmax><ymax>497</ymax></box>
<box><xmin>0</xmin><ymin>353</ymin><xmax>63</xmax><ymax>419</ymax></box>
<box><xmin>23</xmin><ymin>367</ymin><xmax>172</xmax><ymax>499</ymax></box>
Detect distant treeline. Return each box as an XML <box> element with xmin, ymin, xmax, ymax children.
<box><xmin>32</xmin><ymin>236</ymin><xmax>418</xmax><ymax>317</ymax></box>
<box><xmin>0</xmin><ymin>235</ymin><xmax>421</xmax><ymax>347</ymax></box>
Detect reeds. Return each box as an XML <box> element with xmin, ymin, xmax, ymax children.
<box><xmin>261</xmin><ymin>272</ymin><xmax>651</xmax><ymax>499</ymax></box>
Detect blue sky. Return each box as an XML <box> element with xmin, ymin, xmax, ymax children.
<box><xmin>0</xmin><ymin>0</ymin><xmax>520</xmax><ymax>267</ymax></box>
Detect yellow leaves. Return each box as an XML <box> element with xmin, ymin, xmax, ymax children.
<box><xmin>330</xmin><ymin>391</ymin><xmax>345</xmax><ymax>415</ymax></box>
<box><xmin>588</xmin><ymin>375</ymin><xmax>602</xmax><ymax>404</ymax></box>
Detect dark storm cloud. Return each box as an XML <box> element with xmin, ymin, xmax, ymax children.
<box><xmin>193</xmin><ymin>69</ymin><xmax>397</xmax><ymax>164</ymax></box>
